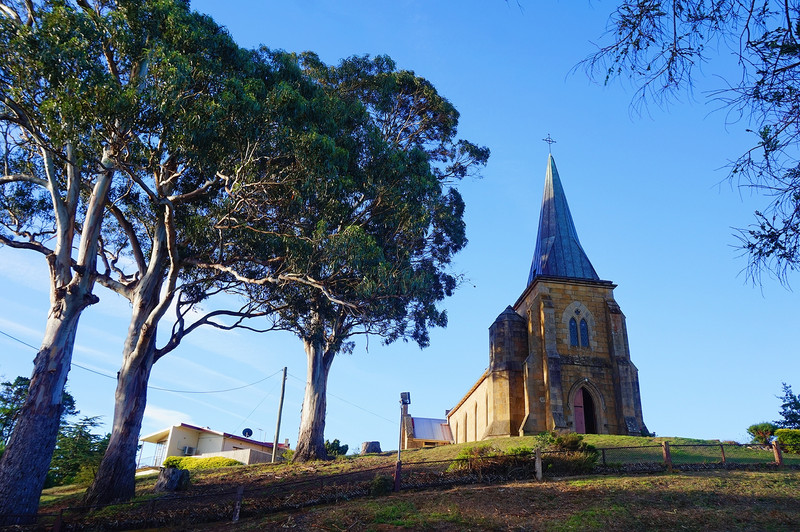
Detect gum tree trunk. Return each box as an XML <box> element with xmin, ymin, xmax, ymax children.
<box><xmin>82</xmin><ymin>329</ymin><xmax>157</xmax><ymax>506</ymax></box>
<box><xmin>84</xmin><ymin>219</ymin><xmax>171</xmax><ymax>506</ymax></box>
<box><xmin>0</xmin><ymin>297</ymin><xmax>87</xmax><ymax>524</ymax></box>
<box><xmin>293</xmin><ymin>336</ymin><xmax>334</xmax><ymax>462</ymax></box>
<box><xmin>0</xmin><ymin>161</ymin><xmax>111</xmax><ymax>524</ymax></box>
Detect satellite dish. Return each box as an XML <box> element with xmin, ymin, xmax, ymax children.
<box><xmin>242</xmin><ymin>428</ymin><xmax>253</xmax><ymax>438</ymax></box>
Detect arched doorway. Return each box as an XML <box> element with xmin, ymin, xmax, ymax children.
<box><xmin>573</xmin><ymin>387</ymin><xmax>597</xmax><ymax>434</ymax></box>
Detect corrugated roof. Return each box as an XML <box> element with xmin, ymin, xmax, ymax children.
<box><xmin>528</xmin><ymin>154</ymin><xmax>599</xmax><ymax>284</ymax></box>
<box><xmin>410</xmin><ymin>417</ymin><xmax>453</xmax><ymax>442</ymax></box>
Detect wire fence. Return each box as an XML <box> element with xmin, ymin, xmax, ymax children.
<box><xmin>3</xmin><ymin>441</ymin><xmax>796</xmax><ymax>530</ymax></box>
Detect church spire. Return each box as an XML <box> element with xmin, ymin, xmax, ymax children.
<box><xmin>528</xmin><ymin>154</ymin><xmax>599</xmax><ymax>285</ymax></box>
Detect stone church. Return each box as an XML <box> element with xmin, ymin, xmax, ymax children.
<box><xmin>446</xmin><ymin>154</ymin><xmax>647</xmax><ymax>443</ymax></box>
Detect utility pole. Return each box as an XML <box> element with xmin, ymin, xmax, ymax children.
<box><xmin>272</xmin><ymin>367</ymin><xmax>287</xmax><ymax>462</ymax></box>
<box><xmin>395</xmin><ymin>392</ymin><xmax>411</xmax><ymax>492</ymax></box>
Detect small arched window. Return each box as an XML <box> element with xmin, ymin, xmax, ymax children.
<box><xmin>580</xmin><ymin>319</ymin><xmax>589</xmax><ymax>347</ymax></box>
<box><xmin>569</xmin><ymin>318</ymin><xmax>579</xmax><ymax>346</ymax></box>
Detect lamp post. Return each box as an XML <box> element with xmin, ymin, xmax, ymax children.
<box><xmin>395</xmin><ymin>391</ymin><xmax>411</xmax><ymax>492</ymax></box>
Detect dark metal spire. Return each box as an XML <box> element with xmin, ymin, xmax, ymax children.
<box><xmin>528</xmin><ymin>154</ymin><xmax>599</xmax><ymax>284</ymax></box>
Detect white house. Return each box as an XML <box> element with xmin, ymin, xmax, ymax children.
<box><xmin>139</xmin><ymin>423</ymin><xmax>290</xmax><ymax>467</ymax></box>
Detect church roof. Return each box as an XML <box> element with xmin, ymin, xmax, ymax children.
<box><xmin>528</xmin><ymin>154</ymin><xmax>599</xmax><ymax>284</ymax></box>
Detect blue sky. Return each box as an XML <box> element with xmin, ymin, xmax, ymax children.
<box><xmin>1</xmin><ymin>1</ymin><xmax>798</xmax><ymax>460</ymax></box>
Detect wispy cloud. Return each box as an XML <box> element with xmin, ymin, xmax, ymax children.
<box><xmin>143</xmin><ymin>404</ymin><xmax>195</xmax><ymax>429</ymax></box>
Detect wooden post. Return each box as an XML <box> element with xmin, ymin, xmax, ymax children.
<box><xmin>773</xmin><ymin>441</ymin><xmax>783</xmax><ymax>466</ymax></box>
<box><xmin>271</xmin><ymin>367</ymin><xmax>287</xmax><ymax>463</ymax></box>
<box><xmin>52</xmin><ymin>509</ymin><xmax>63</xmax><ymax>532</ymax></box>
<box><xmin>393</xmin><ymin>460</ymin><xmax>402</xmax><ymax>492</ymax></box>
<box><xmin>719</xmin><ymin>444</ymin><xmax>726</xmax><ymax>464</ymax></box>
<box><xmin>662</xmin><ymin>442</ymin><xmax>673</xmax><ymax>472</ymax></box>
<box><xmin>232</xmin><ymin>485</ymin><xmax>244</xmax><ymax>522</ymax></box>
<box><xmin>535</xmin><ymin>448</ymin><xmax>543</xmax><ymax>481</ymax></box>
<box><xmin>601</xmin><ymin>448</ymin><xmax>606</xmax><ymax>466</ymax></box>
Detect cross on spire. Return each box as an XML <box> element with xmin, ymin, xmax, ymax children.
<box><xmin>542</xmin><ymin>134</ymin><xmax>556</xmax><ymax>153</ymax></box>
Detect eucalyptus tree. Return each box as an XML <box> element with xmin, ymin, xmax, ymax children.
<box><xmin>197</xmin><ymin>54</ymin><xmax>489</xmax><ymax>461</ymax></box>
<box><xmin>0</xmin><ymin>0</ymin><xmax>288</xmax><ymax>517</ymax></box>
<box><xmin>585</xmin><ymin>1</ymin><xmax>800</xmax><ymax>283</ymax></box>
<box><xmin>0</xmin><ymin>0</ymin><xmax>142</xmax><ymax>520</ymax></box>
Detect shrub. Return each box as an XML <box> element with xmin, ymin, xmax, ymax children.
<box><xmin>546</xmin><ymin>432</ymin><xmax>598</xmax><ymax>474</ymax></box>
<box><xmin>369</xmin><ymin>474</ymin><xmax>394</xmax><ymax>496</ymax></box>
<box><xmin>506</xmin><ymin>445</ymin><xmax>534</xmax><ymax>457</ymax></box>
<box><xmin>775</xmin><ymin>428</ymin><xmax>800</xmax><ymax>454</ymax></box>
<box><xmin>747</xmin><ymin>422</ymin><xmax>778</xmax><ymax>445</ymax></box>
<box><xmin>282</xmin><ymin>449</ymin><xmax>294</xmax><ymax>461</ymax></box>
<box><xmin>325</xmin><ymin>439</ymin><xmax>349</xmax><ymax>457</ymax></box>
<box><xmin>162</xmin><ymin>456</ymin><xmax>242</xmax><ymax>470</ymax></box>
<box><xmin>447</xmin><ymin>444</ymin><xmax>501</xmax><ymax>472</ymax></box>
<box><xmin>552</xmin><ymin>432</ymin><xmax>596</xmax><ymax>453</ymax></box>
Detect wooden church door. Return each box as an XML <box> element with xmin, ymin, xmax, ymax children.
<box><xmin>573</xmin><ymin>389</ymin><xmax>585</xmax><ymax>433</ymax></box>
<box><xmin>573</xmin><ymin>387</ymin><xmax>598</xmax><ymax>434</ymax></box>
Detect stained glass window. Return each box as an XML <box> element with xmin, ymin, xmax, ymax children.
<box><xmin>569</xmin><ymin>317</ymin><xmax>578</xmax><ymax>346</ymax></box>
<box><xmin>580</xmin><ymin>319</ymin><xmax>589</xmax><ymax>347</ymax></box>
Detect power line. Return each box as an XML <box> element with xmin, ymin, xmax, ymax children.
<box><xmin>0</xmin><ymin>326</ymin><xmax>282</xmax><ymax>395</ymax></box>
<box><xmin>0</xmin><ymin>328</ymin><xmax>39</xmax><ymax>350</ymax></box>
<box><xmin>288</xmin><ymin>372</ymin><xmax>394</xmax><ymax>424</ymax></box>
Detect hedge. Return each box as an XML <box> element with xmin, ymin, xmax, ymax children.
<box><xmin>162</xmin><ymin>456</ymin><xmax>243</xmax><ymax>470</ymax></box>
<box><xmin>775</xmin><ymin>429</ymin><xmax>800</xmax><ymax>454</ymax></box>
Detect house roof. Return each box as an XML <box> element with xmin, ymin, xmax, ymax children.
<box><xmin>140</xmin><ymin>423</ymin><xmax>289</xmax><ymax>449</ymax></box>
<box><xmin>410</xmin><ymin>417</ymin><xmax>453</xmax><ymax>442</ymax></box>
<box><xmin>528</xmin><ymin>154</ymin><xmax>599</xmax><ymax>284</ymax></box>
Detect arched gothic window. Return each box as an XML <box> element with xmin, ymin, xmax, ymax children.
<box><xmin>580</xmin><ymin>319</ymin><xmax>589</xmax><ymax>347</ymax></box>
<box><xmin>569</xmin><ymin>318</ymin><xmax>578</xmax><ymax>346</ymax></box>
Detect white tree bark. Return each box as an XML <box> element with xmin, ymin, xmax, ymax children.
<box><xmin>0</xmin><ymin>158</ymin><xmax>112</xmax><ymax>523</ymax></box>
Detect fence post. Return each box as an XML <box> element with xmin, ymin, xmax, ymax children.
<box><xmin>773</xmin><ymin>441</ymin><xmax>783</xmax><ymax>467</ymax></box>
<box><xmin>52</xmin><ymin>509</ymin><xmax>63</xmax><ymax>532</ymax></box>
<box><xmin>662</xmin><ymin>442</ymin><xmax>673</xmax><ymax>472</ymax></box>
<box><xmin>393</xmin><ymin>460</ymin><xmax>402</xmax><ymax>492</ymax></box>
<box><xmin>232</xmin><ymin>485</ymin><xmax>244</xmax><ymax>523</ymax></box>
<box><xmin>601</xmin><ymin>448</ymin><xmax>606</xmax><ymax>466</ymax></box>
<box><xmin>719</xmin><ymin>444</ymin><xmax>726</xmax><ymax>464</ymax></box>
<box><xmin>535</xmin><ymin>448</ymin><xmax>543</xmax><ymax>481</ymax></box>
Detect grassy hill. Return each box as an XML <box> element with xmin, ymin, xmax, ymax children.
<box><xmin>37</xmin><ymin>434</ymin><xmax>800</xmax><ymax>530</ymax></box>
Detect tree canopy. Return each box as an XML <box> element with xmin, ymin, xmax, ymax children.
<box><xmin>193</xmin><ymin>53</ymin><xmax>488</xmax><ymax>460</ymax></box>
<box><xmin>777</xmin><ymin>383</ymin><xmax>800</xmax><ymax>429</ymax></box>
<box><xmin>585</xmin><ymin>0</ymin><xmax>800</xmax><ymax>283</ymax></box>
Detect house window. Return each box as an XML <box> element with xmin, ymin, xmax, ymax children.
<box><xmin>569</xmin><ymin>318</ymin><xmax>579</xmax><ymax>346</ymax></box>
<box><xmin>580</xmin><ymin>319</ymin><xmax>589</xmax><ymax>347</ymax></box>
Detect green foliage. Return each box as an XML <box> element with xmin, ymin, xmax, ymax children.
<box><xmin>368</xmin><ymin>474</ymin><xmax>394</xmax><ymax>496</ymax></box>
<box><xmin>505</xmin><ymin>445</ymin><xmax>534</xmax><ymax>457</ymax></box>
<box><xmin>747</xmin><ymin>422</ymin><xmax>778</xmax><ymax>445</ymax></box>
<box><xmin>282</xmin><ymin>449</ymin><xmax>295</xmax><ymax>461</ymax></box>
<box><xmin>776</xmin><ymin>383</ymin><xmax>800</xmax><ymax>429</ymax></box>
<box><xmin>161</xmin><ymin>456</ymin><xmax>242</xmax><ymax>470</ymax></box>
<box><xmin>0</xmin><ymin>376</ymin><xmax>78</xmax><ymax>445</ymax></box>
<box><xmin>775</xmin><ymin>429</ymin><xmax>800</xmax><ymax>454</ymax></box>
<box><xmin>552</xmin><ymin>432</ymin><xmax>595</xmax><ymax>453</ymax></box>
<box><xmin>45</xmin><ymin>416</ymin><xmax>109</xmax><ymax>487</ymax></box>
<box><xmin>325</xmin><ymin>439</ymin><xmax>349</xmax><ymax>457</ymax></box>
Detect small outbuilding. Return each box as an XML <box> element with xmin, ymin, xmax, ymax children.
<box><xmin>400</xmin><ymin>403</ymin><xmax>453</xmax><ymax>450</ymax></box>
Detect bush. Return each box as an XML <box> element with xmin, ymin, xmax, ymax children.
<box><xmin>747</xmin><ymin>422</ymin><xmax>778</xmax><ymax>445</ymax></box>
<box><xmin>546</xmin><ymin>432</ymin><xmax>598</xmax><ymax>474</ymax></box>
<box><xmin>369</xmin><ymin>474</ymin><xmax>394</xmax><ymax>496</ymax></box>
<box><xmin>282</xmin><ymin>449</ymin><xmax>294</xmax><ymax>461</ymax></box>
<box><xmin>325</xmin><ymin>439</ymin><xmax>349</xmax><ymax>457</ymax></box>
<box><xmin>506</xmin><ymin>445</ymin><xmax>534</xmax><ymax>457</ymax></box>
<box><xmin>447</xmin><ymin>444</ymin><xmax>501</xmax><ymax>472</ymax></box>
<box><xmin>162</xmin><ymin>456</ymin><xmax>242</xmax><ymax>470</ymax></box>
<box><xmin>552</xmin><ymin>432</ymin><xmax>596</xmax><ymax>453</ymax></box>
<box><xmin>775</xmin><ymin>428</ymin><xmax>800</xmax><ymax>454</ymax></box>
